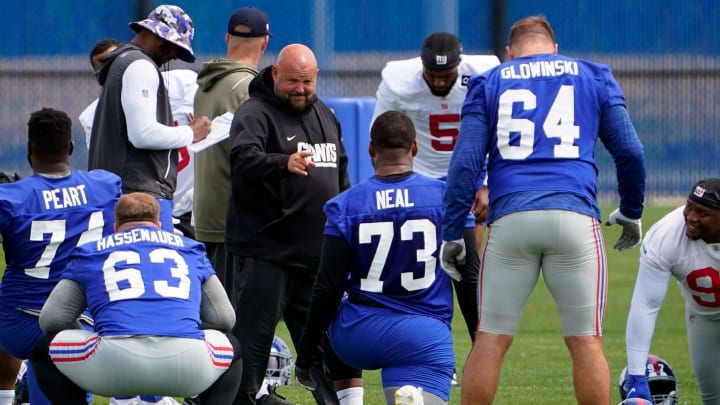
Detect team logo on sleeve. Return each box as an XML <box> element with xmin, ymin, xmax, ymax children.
<box><xmin>461</xmin><ymin>75</ymin><xmax>471</xmax><ymax>86</ymax></box>
<box><xmin>298</xmin><ymin>142</ymin><xmax>337</xmax><ymax>168</ymax></box>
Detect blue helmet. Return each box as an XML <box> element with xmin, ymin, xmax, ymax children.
<box><xmin>619</xmin><ymin>354</ymin><xmax>678</xmax><ymax>405</ymax></box>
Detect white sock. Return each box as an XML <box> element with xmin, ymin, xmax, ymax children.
<box><xmin>0</xmin><ymin>389</ymin><xmax>14</xmax><ymax>405</ymax></box>
<box><xmin>337</xmin><ymin>386</ymin><xmax>364</xmax><ymax>405</ymax></box>
<box><xmin>255</xmin><ymin>382</ymin><xmax>270</xmax><ymax>399</ymax></box>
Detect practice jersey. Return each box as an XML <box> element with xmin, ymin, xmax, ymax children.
<box><xmin>373</xmin><ymin>55</ymin><xmax>500</xmax><ymax>178</ymax></box>
<box><xmin>464</xmin><ymin>54</ymin><xmax>627</xmax><ymax>207</ymax></box>
<box><xmin>0</xmin><ymin>170</ymin><xmax>121</xmax><ymax>309</ymax></box>
<box><xmin>640</xmin><ymin>206</ymin><xmax>720</xmax><ymax>317</ymax></box>
<box><xmin>163</xmin><ymin>69</ymin><xmax>198</xmax><ymax>218</ymax></box>
<box><xmin>63</xmin><ymin>225</ymin><xmax>215</xmax><ymax>339</ymax></box>
<box><xmin>323</xmin><ymin>173</ymin><xmax>453</xmax><ymax>324</ymax></box>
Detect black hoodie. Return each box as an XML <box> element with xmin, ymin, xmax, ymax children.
<box><xmin>226</xmin><ymin>67</ymin><xmax>351</xmax><ymax>269</ymax></box>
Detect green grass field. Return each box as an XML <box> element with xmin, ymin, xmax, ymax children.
<box><xmin>1</xmin><ymin>204</ymin><xmax>699</xmax><ymax>404</ymax></box>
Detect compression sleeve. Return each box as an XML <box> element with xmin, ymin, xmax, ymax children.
<box><xmin>443</xmin><ymin>112</ymin><xmax>488</xmax><ymax>240</ymax></box>
<box><xmin>200</xmin><ymin>275</ymin><xmax>236</xmax><ymax>333</ymax></box>
<box><xmin>39</xmin><ymin>280</ymin><xmax>86</xmax><ymax>333</ymax></box>
<box><xmin>296</xmin><ymin>235</ymin><xmax>353</xmax><ymax>368</ymax></box>
<box><xmin>625</xmin><ymin>260</ymin><xmax>672</xmax><ymax>375</ymax></box>
<box><xmin>599</xmin><ymin>104</ymin><xmax>646</xmax><ymax>219</ymax></box>
<box><xmin>121</xmin><ymin>60</ymin><xmax>193</xmax><ymax>149</ymax></box>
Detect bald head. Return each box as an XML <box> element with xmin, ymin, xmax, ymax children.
<box><xmin>277</xmin><ymin>44</ymin><xmax>317</xmax><ymax>69</ymax></box>
<box><xmin>114</xmin><ymin>192</ymin><xmax>161</xmax><ymax>231</ymax></box>
<box><xmin>272</xmin><ymin>44</ymin><xmax>319</xmax><ymax>111</ymax></box>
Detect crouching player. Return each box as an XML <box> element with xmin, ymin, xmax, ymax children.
<box><xmin>30</xmin><ymin>193</ymin><xmax>242</xmax><ymax>404</ymax></box>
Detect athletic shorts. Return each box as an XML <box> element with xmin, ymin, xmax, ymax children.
<box><xmin>478</xmin><ymin>210</ymin><xmax>607</xmax><ymax>336</ymax></box>
<box><xmin>328</xmin><ymin>301</ymin><xmax>454</xmax><ymax>401</ymax></box>
<box><xmin>49</xmin><ymin>329</ymin><xmax>232</xmax><ymax>398</ymax></box>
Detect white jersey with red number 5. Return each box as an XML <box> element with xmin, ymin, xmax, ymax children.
<box><xmin>162</xmin><ymin>69</ymin><xmax>197</xmax><ymax>218</ymax></box>
<box><xmin>641</xmin><ymin>205</ymin><xmax>720</xmax><ymax>316</ymax></box>
<box><xmin>372</xmin><ymin>55</ymin><xmax>500</xmax><ymax>178</ymax></box>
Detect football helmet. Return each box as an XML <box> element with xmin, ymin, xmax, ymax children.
<box><xmin>619</xmin><ymin>354</ymin><xmax>679</xmax><ymax>405</ymax></box>
<box><xmin>265</xmin><ymin>336</ymin><xmax>294</xmax><ymax>387</ymax></box>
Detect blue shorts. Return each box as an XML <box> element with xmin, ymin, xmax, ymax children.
<box><xmin>328</xmin><ymin>300</ymin><xmax>454</xmax><ymax>400</ymax></box>
<box><xmin>0</xmin><ymin>304</ymin><xmax>44</xmax><ymax>358</ymax></box>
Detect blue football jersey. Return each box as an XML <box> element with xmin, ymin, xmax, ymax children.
<box><xmin>0</xmin><ymin>170</ymin><xmax>121</xmax><ymax>309</ymax></box>
<box><xmin>324</xmin><ymin>173</ymin><xmax>453</xmax><ymax>324</ymax></box>
<box><xmin>463</xmin><ymin>53</ymin><xmax>626</xmax><ymax>206</ymax></box>
<box><xmin>63</xmin><ymin>226</ymin><xmax>214</xmax><ymax>339</ymax></box>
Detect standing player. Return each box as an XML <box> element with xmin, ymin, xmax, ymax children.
<box><xmin>623</xmin><ymin>178</ymin><xmax>720</xmax><ymax>404</ymax></box>
<box><xmin>0</xmin><ymin>108</ymin><xmax>121</xmax><ymax>405</ymax></box>
<box><xmin>440</xmin><ymin>16</ymin><xmax>646</xmax><ymax>404</ymax></box>
<box><xmin>372</xmin><ymin>32</ymin><xmax>499</xmax><ymax>345</ymax></box>
<box><xmin>295</xmin><ymin>111</ymin><xmax>455</xmax><ymax>405</ymax></box>
<box><xmin>88</xmin><ymin>5</ymin><xmax>211</xmax><ymax>232</ymax></box>
<box><xmin>163</xmin><ymin>69</ymin><xmax>199</xmax><ymax>238</ymax></box>
<box><xmin>29</xmin><ymin>193</ymin><xmax>241</xmax><ymax>404</ymax></box>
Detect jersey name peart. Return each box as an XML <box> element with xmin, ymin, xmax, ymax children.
<box><xmin>42</xmin><ymin>185</ymin><xmax>88</xmax><ymax>210</ymax></box>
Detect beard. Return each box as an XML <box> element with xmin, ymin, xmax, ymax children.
<box><xmin>279</xmin><ymin>92</ymin><xmax>318</xmax><ymax>112</ymax></box>
<box><xmin>423</xmin><ymin>76</ymin><xmax>455</xmax><ymax>97</ymax></box>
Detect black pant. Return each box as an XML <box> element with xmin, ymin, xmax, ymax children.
<box><xmin>454</xmin><ymin>227</ymin><xmax>480</xmax><ymax>341</ymax></box>
<box><xmin>229</xmin><ymin>255</ymin><xmax>339</xmax><ymax>405</ymax></box>
<box><xmin>203</xmin><ymin>241</ymin><xmax>231</xmax><ymax>299</ymax></box>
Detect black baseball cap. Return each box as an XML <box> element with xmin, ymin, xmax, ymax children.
<box><xmin>689</xmin><ymin>178</ymin><xmax>720</xmax><ymax>211</ymax></box>
<box><xmin>227</xmin><ymin>6</ymin><xmax>271</xmax><ymax>37</ymax></box>
<box><xmin>421</xmin><ymin>32</ymin><xmax>462</xmax><ymax>70</ymax></box>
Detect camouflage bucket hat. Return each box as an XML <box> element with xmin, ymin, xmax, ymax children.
<box><xmin>129</xmin><ymin>4</ymin><xmax>195</xmax><ymax>63</ymax></box>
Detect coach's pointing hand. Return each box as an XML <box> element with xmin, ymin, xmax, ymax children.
<box><xmin>288</xmin><ymin>151</ymin><xmax>316</xmax><ymax>176</ymax></box>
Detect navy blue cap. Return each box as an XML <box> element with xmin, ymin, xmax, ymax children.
<box><xmin>227</xmin><ymin>6</ymin><xmax>271</xmax><ymax>37</ymax></box>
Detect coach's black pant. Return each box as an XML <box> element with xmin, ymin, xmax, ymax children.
<box><xmin>229</xmin><ymin>255</ymin><xmax>339</xmax><ymax>405</ymax></box>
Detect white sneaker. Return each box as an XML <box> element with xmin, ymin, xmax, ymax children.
<box><xmin>451</xmin><ymin>370</ymin><xmax>459</xmax><ymax>387</ymax></box>
<box><xmin>395</xmin><ymin>385</ymin><xmax>424</xmax><ymax>405</ymax></box>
